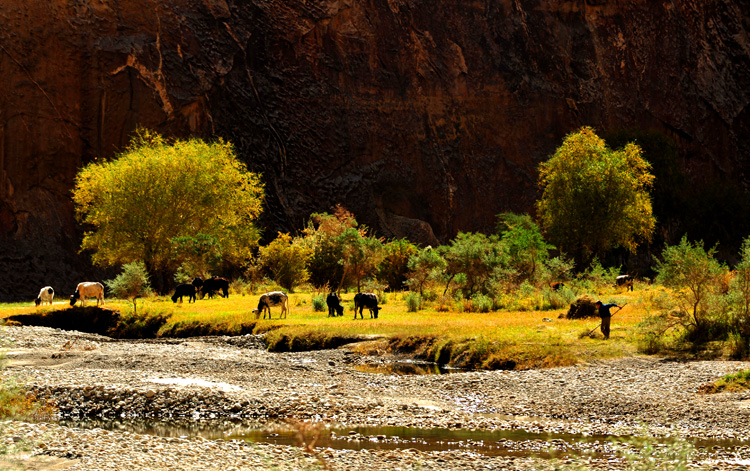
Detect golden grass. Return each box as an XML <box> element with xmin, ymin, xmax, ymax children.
<box><xmin>1</xmin><ymin>285</ymin><xmax>656</xmax><ymax>370</ymax></box>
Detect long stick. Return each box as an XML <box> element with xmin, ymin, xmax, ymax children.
<box><xmin>587</xmin><ymin>303</ymin><xmax>627</xmax><ymax>336</ymax></box>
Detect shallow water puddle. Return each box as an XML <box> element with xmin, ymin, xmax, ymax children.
<box><xmin>54</xmin><ymin>418</ymin><xmax>656</xmax><ymax>458</ymax></box>
<box><xmin>58</xmin><ymin>417</ymin><xmax>750</xmax><ymax>460</ymax></box>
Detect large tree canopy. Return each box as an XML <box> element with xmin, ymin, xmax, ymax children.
<box><xmin>537</xmin><ymin>126</ymin><xmax>655</xmax><ymax>265</ymax></box>
<box><xmin>72</xmin><ymin>129</ymin><xmax>264</xmax><ymax>280</ymax></box>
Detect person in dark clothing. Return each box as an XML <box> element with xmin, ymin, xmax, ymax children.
<box><xmin>595</xmin><ymin>301</ymin><xmax>619</xmax><ymax>339</ymax></box>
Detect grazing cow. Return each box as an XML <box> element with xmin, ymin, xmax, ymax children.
<box><xmin>353</xmin><ymin>292</ymin><xmax>379</xmax><ymax>319</ymax></box>
<box><xmin>615</xmin><ymin>275</ymin><xmax>634</xmax><ymax>292</ymax></box>
<box><xmin>192</xmin><ymin>277</ymin><xmax>204</xmax><ymax>291</ymax></box>
<box><xmin>326</xmin><ymin>292</ymin><xmax>344</xmax><ymax>317</ymax></box>
<box><xmin>70</xmin><ymin>282</ymin><xmax>105</xmax><ymax>307</ymax></box>
<box><xmin>199</xmin><ymin>277</ymin><xmax>229</xmax><ymax>299</ymax></box>
<box><xmin>550</xmin><ymin>282</ymin><xmax>565</xmax><ymax>291</ymax></box>
<box><xmin>171</xmin><ymin>284</ymin><xmax>196</xmax><ymax>303</ymax></box>
<box><xmin>35</xmin><ymin>286</ymin><xmax>54</xmax><ymax>306</ymax></box>
<box><xmin>253</xmin><ymin>291</ymin><xmax>289</xmax><ymax>319</ymax></box>
<box><xmin>191</xmin><ymin>277</ymin><xmax>206</xmax><ymax>299</ymax></box>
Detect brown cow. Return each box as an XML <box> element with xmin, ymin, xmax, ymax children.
<box><xmin>615</xmin><ymin>275</ymin><xmax>634</xmax><ymax>292</ymax></box>
<box><xmin>70</xmin><ymin>282</ymin><xmax>105</xmax><ymax>307</ymax></box>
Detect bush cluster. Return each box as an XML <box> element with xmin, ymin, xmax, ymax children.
<box><xmin>635</xmin><ymin>235</ymin><xmax>750</xmax><ymax>356</ymax></box>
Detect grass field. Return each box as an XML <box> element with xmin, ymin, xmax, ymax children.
<box><xmin>0</xmin><ymin>285</ymin><xmax>658</xmax><ymax>370</ymax></box>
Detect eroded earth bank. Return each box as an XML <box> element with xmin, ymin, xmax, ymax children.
<box><xmin>3</xmin><ymin>326</ymin><xmax>750</xmax><ymax>470</ymax></box>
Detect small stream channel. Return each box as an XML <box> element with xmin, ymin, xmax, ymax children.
<box><xmin>57</xmin><ymin>417</ymin><xmax>748</xmax><ymax>460</ymax></box>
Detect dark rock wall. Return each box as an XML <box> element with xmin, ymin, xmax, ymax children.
<box><xmin>1</xmin><ymin>0</ymin><xmax>748</xmax><ymax>300</ymax></box>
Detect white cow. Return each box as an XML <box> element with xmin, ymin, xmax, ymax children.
<box><xmin>35</xmin><ymin>286</ymin><xmax>54</xmax><ymax>306</ymax></box>
<box><xmin>70</xmin><ymin>282</ymin><xmax>105</xmax><ymax>307</ymax></box>
<box><xmin>253</xmin><ymin>291</ymin><xmax>289</xmax><ymax>319</ymax></box>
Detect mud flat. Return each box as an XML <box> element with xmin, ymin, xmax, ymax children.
<box><xmin>2</xmin><ymin>326</ymin><xmax>750</xmax><ymax>470</ymax></box>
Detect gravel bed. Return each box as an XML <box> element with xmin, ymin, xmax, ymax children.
<box><xmin>2</xmin><ymin>325</ymin><xmax>750</xmax><ymax>470</ymax></box>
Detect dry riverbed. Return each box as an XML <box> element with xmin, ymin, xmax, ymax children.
<box><xmin>2</xmin><ymin>326</ymin><xmax>750</xmax><ymax>470</ymax></box>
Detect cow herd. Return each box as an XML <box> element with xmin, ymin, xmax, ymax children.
<box><xmin>35</xmin><ymin>274</ymin><xmax>636</xmax><ymax>320</ymax></box>
<box><xmin>247</xmin><ymin>290</ymin><xmax>383</xmax><ymax>320</ymax></box>
<box><xmin>32</xmin><ymin>275</ymin><xmax>382</xmax><ymax>321</ymax></box>
<box><xmin>167</xmin><ymin>277</ymin><xmax>232</xmax><ymax>303</ymax></box>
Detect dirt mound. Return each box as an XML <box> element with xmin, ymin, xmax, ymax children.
<box><xmin>7</xmin><ymin>307</ymin><xmax>167</xmax><ymax>339</ymax></box>
<box><xmin>562</xmin><ymin>295</ymin><xmax>599</xmax><ymax>319</ymax></box>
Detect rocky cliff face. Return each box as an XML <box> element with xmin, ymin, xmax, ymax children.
<box><xmin>1</xmin><ymin>0</ymin><xmax>748</xmax><ymax>299</ymax></box>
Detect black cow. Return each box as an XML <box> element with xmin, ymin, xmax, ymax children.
<box><xmin>353</xmin><ymin>292</ymin><xmax>379</xmax><ymax>319</ymax></box>
<box><xmin>191</xmin><ymin>277</ymin><xmax>204</xmax><ymax>298</ymax></box>
<box><xmin>616</xmin><ymin>275</ymin><xmax>634</xmax><ymax>292</ymax></box>
<box><xmin>171</xmin><ymin>284</ymin><xmax>196</xmax><ymax>303</ymax></box>
<box><xmin>253</xmin><ymin>291</ymin><xmax>289</xmax><ymax>319</ymax></box>
<box><xmin>200</xmin><ymin>277</ymin><xmax>229</xmax><ymax>299</ymax></box>
<box><xmin>326</xmin><ymin>292</ymin><xmax>344</xmax><ymax>317</ymax></box>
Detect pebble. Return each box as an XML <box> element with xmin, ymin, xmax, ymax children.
<box><xmin>2</xmin><ymin>326</ymin><xmax>750</xmax><ymax>470</ymax></box>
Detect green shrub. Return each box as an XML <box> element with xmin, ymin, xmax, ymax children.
<box><xmin>655</xmin><ymin>236</ymin><xmax>725</xmax><ymax>343</ymax></box>
<box><xmin>105</xmin><ymin>261</ymin><xmax>152</xmax><ymax>314</ymax></box>
<box><xmin>440</xmin><ymin>232</ymin><xmax>507</xmax><ymax>297</ymax></box>
<box><xmin>258</xmin><ymin>232</ymin><xmax>312</xmax><ymax>292</ymax></box>
<box><xmin>470</xmin><ymin>293</ymin><xmax>493</xmax><ymax>313</ymax></box>
<box><xmin>230</xmin><ymin>277</ymin><xmax>251</xmax><ymax>296</ymax></box>
<box><xmin>490</xmin><ymin>292</ymin><xmax>509</xmax><ymax>310</ymax></box>
<box><xmin>377</xmin><ymin>238</ymin><xmax>418</xmax><ymax>291</ymax></box>
<box><xmin>405</xmin><ymin>292</ymin><xmax>422</xmax><ymax>312</ymax></box>
<box><xmin>257</xmin><ymin>279</ymin><xmax>285</xmax><ymax>295</ymax></box>
<box><xmin>543</xmin><ymin>285</ymin><xmax>575</xmax><ymax>310</ymax></box>
<box><xmin>421</xmin><ymin>288</ymin><xmax>439</xmax><ymax>302</ymax></box>
<box><xmin>508</xmin><ymin>281</ymin><xmax>542</xmax><ymax>311</ymax></box>
<box><xmin>581</xmin><ymin>257</ymin><xmax>622</xmax><ymax>289</ymax></box>
<box><xmin>311</xmin><ymin>294</ymin><xmax>326</xmax><ymax>312</ymax></box>
<box><xmin>173</xmin><ymin>265</ymin><xmax>192</xmax><ymax>285</ymax></box>
<box><xmin>636</xmin><ymin>313</ymin><xmax>673</xmax><ymax>354</ymax></box>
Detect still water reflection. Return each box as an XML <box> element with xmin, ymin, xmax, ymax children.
<box><xmin>62</xmin><ymin>418</ymin><xmax>742</xmax><ymax>459</ymax></box>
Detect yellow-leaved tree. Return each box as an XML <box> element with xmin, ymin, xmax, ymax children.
<box><xmin>257</xmin><ymin>232</ymin><xmax>313</xmax><ymax>292</ymax></box>
<box><xmin>72</xmin><ymin>129</ymin><xmax>264</xmax><ymax>289</ymax></box>
<box><xmin>537</xmin><ymin>126</ymin><xmax>656</xmax><ymax>266</ymax></box>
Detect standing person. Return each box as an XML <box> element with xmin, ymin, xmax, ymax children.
<box><xmin>595</xmin><ymin>301</ymin><xmax>619</xmax><ymax>339</ymax></box>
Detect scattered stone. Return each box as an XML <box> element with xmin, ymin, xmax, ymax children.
<box><xmin>2</xmin><ymin>325</ymin><xmax>749</xmax><ymax>470</ymax></box>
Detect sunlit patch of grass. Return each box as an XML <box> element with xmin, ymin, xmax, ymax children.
<box><xmin>0</xmin><ymin>289</ymin><xmax>651</xmax><ymax>370</ymax></box>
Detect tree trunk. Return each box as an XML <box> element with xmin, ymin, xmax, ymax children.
<box><xmin>443</xmin><ymin>273</ymin><xmax>455</xmax><ymax>296</ymax></box>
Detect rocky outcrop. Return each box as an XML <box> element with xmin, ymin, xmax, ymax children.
<box><xmin>1</xmin><ymin>0</ymin><xmax>748</xmax><ymax>299</ymax></box>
